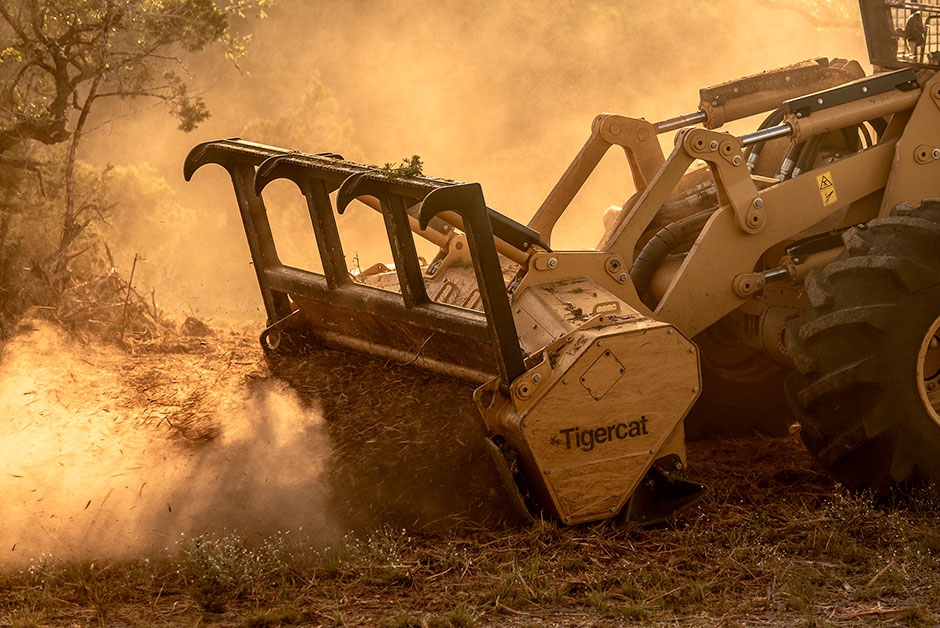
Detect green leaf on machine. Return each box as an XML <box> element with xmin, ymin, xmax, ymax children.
<box><xmin>379</xmin><ymin>155</ymin><xmax>423</xmax><ymax>179</ymax></box>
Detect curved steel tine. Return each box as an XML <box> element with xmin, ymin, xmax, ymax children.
<box><xmin>254</xmin><ymin>154</ymin><xmax>297</xmax><ymax>195</ymax></box>
<box><xmin>183</xmin><ymin>141</ymin><xmax>224</xmax><ymax>181</ymax></box>
<box><xmin>337</xmin><ymin>171</ymin><xmax>431</xmax><ymax>306</ymax></box>
<box><xmin>182</xmin><ymin>138</ymin><xmax>244</xmax><ymax>181</ymax></box>
<box><xmin>336</xmin><ymin>172</ymin><xmax>375</xmax><ymax>215</ymax></box>
<box><xmin>419</xmin><ymin>184</ymin><xmax>482</xmax><ymax>229</ymax></box>
<box><xmin>182</xmin><ymin>142</ymin><xmax>212</xmax><ymax>181</ymax></box>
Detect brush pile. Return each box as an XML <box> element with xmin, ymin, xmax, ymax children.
<box><xmin>49</xmin><ymin>268</ymin><xmax>175</xmax><ymax>341</ymax></box>
<box><xmin>268</xmin><ymin>346</ymin><xmax>530</xmax><ymax>532</ymax></box>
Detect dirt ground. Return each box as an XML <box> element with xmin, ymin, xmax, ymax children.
<box><xmin>1</xmin><ymin>323</ymin><xmax>939</xmax><ymax>628</ymax></box>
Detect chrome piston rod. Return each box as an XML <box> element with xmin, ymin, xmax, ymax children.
<box><xmin>654</xmin><ymin>111</ymin><xmax>708</xmax><ymax>133</ymax></box>
<box><xmin>654</xmin><ymin>112</ymin><xmax>795</xmax><ymax>147</ymax></box>
<box><xmin>740</xmin><ymin>123</ymin><xmax>794</xmax><ymax>147</ymax></box>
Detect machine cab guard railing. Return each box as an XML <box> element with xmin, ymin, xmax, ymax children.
<box><xmin>860</xmin><ymin>0</ymin><xmax>940</xmax><ymax>69</ymax></box>
<box><xmin>183</xmin><ymin>139</ymin><xmax>535</xmax><ymax>392</ymax></box>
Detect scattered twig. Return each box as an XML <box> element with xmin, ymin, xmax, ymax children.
<box><xmin>864</xmin><ymin>561</ymin><xmax>892</xmax><ymax>588</ymax></box>
<box><xmin>120</xmin><ymin>253</ymin><xmax>140</xmax><ymax>339</ymax></box>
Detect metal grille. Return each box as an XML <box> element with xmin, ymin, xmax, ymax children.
<box><xmin>890</xmin><ymin>0</ymin><xmax>940</xmax><ymax>63</ymax></box>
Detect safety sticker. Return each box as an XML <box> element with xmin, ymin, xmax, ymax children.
<box><xmin>816</xmin><ymin>171</ymin><xmax>838</xmax><ymax>207</ymax></box>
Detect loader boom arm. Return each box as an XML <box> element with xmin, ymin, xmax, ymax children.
<box><xmin>600</xmin><ymin>69</ymin><xmax>937</xmax><ymax>337</ymax></box>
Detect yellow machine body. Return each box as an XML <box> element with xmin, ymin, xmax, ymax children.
<box><xmin>478</xmin><ymin>276</ymin><xmax>700</xmax><ymax>523</ymax></box>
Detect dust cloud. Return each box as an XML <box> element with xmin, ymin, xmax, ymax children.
<box><xmin>0</xmin><ymin>321</ymin><xmax>336</xmax><ymax>567</ymax></box>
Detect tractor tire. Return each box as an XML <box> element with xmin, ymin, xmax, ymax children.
<box><xmin>785</xmin><ymin>199</ymin><xmax>940</xmax><ymax>498</ymax></box>
<box><xmin>684</xmin><ymin>316</ymin><xmax>793</xmax><ymax>439</ymax></box>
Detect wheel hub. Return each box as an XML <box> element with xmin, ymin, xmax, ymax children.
<box><xmin>918</xmin><ymin>316</ymin><xmax>940</xmax><ymax>427</ymax></box>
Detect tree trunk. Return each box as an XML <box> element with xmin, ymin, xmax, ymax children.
<box><xmin>49</xmin><ymin>72</ymin><xmax>102</xmax><ymax>287</ymax></box>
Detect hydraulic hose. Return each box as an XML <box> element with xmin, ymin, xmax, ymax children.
<box><xmin>656</xmin><ymin>181</ymin><xmax>718</xmax><ymax>223</ymax></box>
<box><xmin>630</xmin><ymin>209</ymin><xmax>715</xmax><ymax>298</ymax></box>
<box><xmin>791</xmin><ymin>134</ymin><xmax>824</xmax><ymax>178</ymax></box>
<box><xmin>776</xmin><ymin>141</ymin><xmax>805</xmax><ymax>180</ymax></box>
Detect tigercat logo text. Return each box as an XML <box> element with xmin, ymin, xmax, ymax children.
<box><xmin>559</xmin><ymin>417</ymin><xmax>649</xmax><ymax>452</ymax></box>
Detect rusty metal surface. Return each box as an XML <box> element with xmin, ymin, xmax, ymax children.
<box><xmin>699</xmin><ymin>58</ymin><xmax>865</xmax><ymax>128</ymax></box>
<box><xmin>288</xmin><ymin>295</ymin><xmax>498</xmax><ymax>383</ymax></box>
<box><xmin>185</xmin><ymin>138</ymin><xmax>529</xmax><ymax>386</ymax></box>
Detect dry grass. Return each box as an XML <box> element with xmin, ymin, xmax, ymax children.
<box><xmin>2</xmin><ymin>331</ymin><xmax>939</xmax><ymax>627</ymax></box>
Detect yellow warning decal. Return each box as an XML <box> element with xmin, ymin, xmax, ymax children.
<box><xmin>816</xmin><ymin>171</ymin><xmax>838</xmax><ymax>207</ymax></box>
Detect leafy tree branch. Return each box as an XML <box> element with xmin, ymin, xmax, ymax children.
<box><xmin>0</xmin><ymin>0</ymin><xmax>273</xmax><ymax>155</ymax></box>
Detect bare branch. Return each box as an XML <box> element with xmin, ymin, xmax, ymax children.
<box><xmin>0</xmin><ymin>154</ymin><xmax>44</xmax><ymax>170</ymax></box>
<box><xmin>0</xmin><ymin>3</ymin><xmax>34</xmax><ymax>52</ymax></box>
<box><xmin>94</xmin><ymin>88</ymin><xmax>173</xmax><ymax>100</ymax></box>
